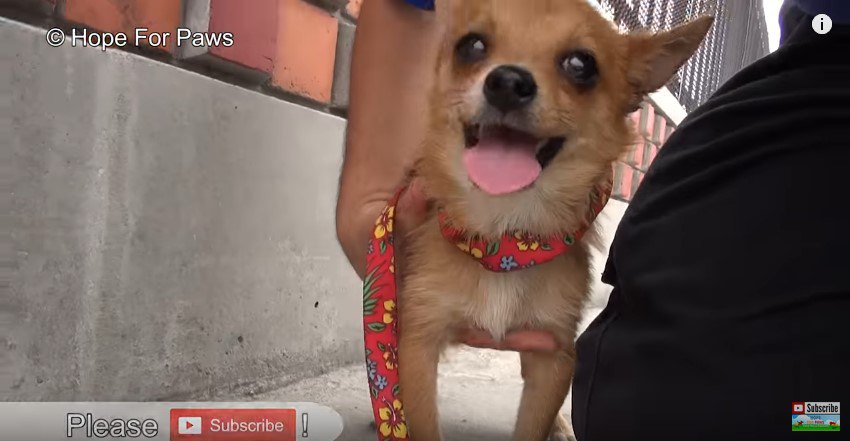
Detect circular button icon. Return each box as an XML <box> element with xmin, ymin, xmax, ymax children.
<box><xmin>812</xmin><ymin>14</ymin><xmax>833</xmax><ymax>35</ymax></box>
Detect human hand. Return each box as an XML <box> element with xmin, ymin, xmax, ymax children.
<box><xmin>458</xmin><ymin>327</ymin><xmax>561</xmax><ymax>352</ymax></box>
<box><xmin>386</xmin><ymin>177</ymin><xmax>429</xmax><ymax>278</ymax></box>
<box><xmin>394</xmin><ymin>177</ymin><xmax>429</xmax><ymax>239</ymax></box>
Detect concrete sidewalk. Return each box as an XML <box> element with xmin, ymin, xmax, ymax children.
<box><xmin>250</xmin><ymin>308</ymin><xmax>602</xmax><ymax>441</ymax></box>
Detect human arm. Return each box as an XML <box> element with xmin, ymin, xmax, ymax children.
<box><xmin>335</xmin><ymin>0</ymin><xmax>440</xmax><ymax>279</ymax></box>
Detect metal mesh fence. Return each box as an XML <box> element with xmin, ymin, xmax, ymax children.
<box><xmin>594</xmin><ymin>0</ymin><xmax>770</xmax><ymax>112</ymax></box>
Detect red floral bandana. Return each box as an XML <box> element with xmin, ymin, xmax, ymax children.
<box><xmin>437</xmin><ymin>182</ymin><xmax>611</xmax><ymax>272</ymax></box>
<box><xmin>362</xmin><ymin>174</ymin><xmax>612</xmax><ymax>441</ymax></box>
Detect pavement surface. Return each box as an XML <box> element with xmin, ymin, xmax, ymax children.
<box><xmin>253</xmin><ymin>307</ymin><xmax>602</xmax><ymax>441</ymax></box>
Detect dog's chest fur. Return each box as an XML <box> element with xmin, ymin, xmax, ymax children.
<box><xmin>403</xmin><ymin>218</ymin><xmax>591</xmax><ymax>345</ymax></box>
<box><xmin>463</xmin><ymin>253</ymin><xmax>587</xmax><ymax>341</ymax></box>
<box><xmin>465</xmin><ymin>270</ymin><xmax>532</xmax><ymax>340</ymax></box>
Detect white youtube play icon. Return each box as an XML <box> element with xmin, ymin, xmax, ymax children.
<box><xmin>178</xmin><ymin>416</ymin><xmax>202</xmax><ymax>435</ymax></box>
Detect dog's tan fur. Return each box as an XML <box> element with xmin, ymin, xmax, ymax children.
<box><xmin>396</xmin><ymin>1</ymin><xmax>712</xmax><ymax>440</ymax></box>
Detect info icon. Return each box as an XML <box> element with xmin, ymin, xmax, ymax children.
<box><xmin>792</xmin><ymin>402</ymin><xmax>805</xmax><ymax>414</ymax></box>
<box><xmin>812</xmin><ymin>14</ymin><xmax>833</xmax><ymax>35</ymax></box>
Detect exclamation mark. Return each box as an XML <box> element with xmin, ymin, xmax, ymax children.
<box><xmin>302</xmin><ymin>413</ymin><xmax>308</xmax><ymax>438</ymax></box>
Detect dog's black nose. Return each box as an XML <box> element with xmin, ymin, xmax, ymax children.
<box><xmin>484</xmin><ymin>65</ymin><xmax>537</xmax><ymax>113</ymax></box>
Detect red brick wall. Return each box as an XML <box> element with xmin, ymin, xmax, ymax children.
<box><xmin>27</xmin><ymin>0</ymin><xmax>344</xmax><ymax>103</ymax></box>
<box><xmin>617</xmin><ymin>103</ymin><xmax>677</xmax><ymax>202</ymax></box>
<box><xmin>13</xmin><ymin>0</ymin><xmax>676</xmax><ymax>203</ymax></box>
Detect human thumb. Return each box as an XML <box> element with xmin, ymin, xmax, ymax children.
<box><xmin>395</xmin><ymin>178</ymin><xmax>428</xmax><ymax>234</ymax></box>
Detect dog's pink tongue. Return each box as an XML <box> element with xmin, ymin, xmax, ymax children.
<box><xmin>463</xmin><ymin>129</ymin><xmax>541</xmax><ymax>195</ymax></box>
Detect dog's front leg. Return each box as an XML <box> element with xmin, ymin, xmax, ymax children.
<box><xmin>398</xmin><ymin>329</ymin><xmax>443</xmax><ymax>441</ymax></box>
<box><xmin>513</xmin><ymin>349</ymin><xmax>575</xmax><ymax>441</ymax></box>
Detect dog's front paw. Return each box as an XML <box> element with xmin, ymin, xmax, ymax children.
<box><xmin>548</xmin><ymin>433</ymin><xmax>577</xmax><ymax>441</ymax></box>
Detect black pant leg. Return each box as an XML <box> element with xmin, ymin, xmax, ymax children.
<box><xmin>572</xmin><ymin>7</ymin><xmax>850</xmax><ymax>441</ymax></box>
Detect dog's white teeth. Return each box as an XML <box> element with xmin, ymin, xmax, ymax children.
<box><xmin>535</xmin><ymin>139</ymin><xmax>550</xmax><ymax>153</ymax></box>
<box><xmin>478</xmin><ymin>124</ymin><xmax>489</xmax><ymax>139</ymax></box>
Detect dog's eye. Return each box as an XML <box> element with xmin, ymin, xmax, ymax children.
<box><xmin>455</xmin><ymin>33</ymin><xmax>488</xmax><ymax>64</ymax></box>
<box><xmin>560</xmin><ymin>50</ymin><xmax>598</xmax><ymax>87</ymax></box>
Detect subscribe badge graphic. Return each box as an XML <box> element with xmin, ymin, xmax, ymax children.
<box><xmin>170</xmin><ymin>408</ymin><xmax>297</xmax><ymax>440</ymax></box>
<box><xmin>791</xmin><ymin>402</ymin><xmax>840</xmax><ymax>431</ymax></box>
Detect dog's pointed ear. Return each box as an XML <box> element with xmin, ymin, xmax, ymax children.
<box><xmin>625</xmin><ymin>16</ymin><xmax>713</xmax><ymax>102</ymax></box>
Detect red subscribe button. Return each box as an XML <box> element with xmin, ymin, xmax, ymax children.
<box><xmin>170</xmin><ymin>408</ymin><xmax>296</xmax><ymax>441</ymax></box>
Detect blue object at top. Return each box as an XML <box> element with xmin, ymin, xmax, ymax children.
<box><xmin>405</xmin><ymin>0</ymin><xmax>435</xmax><ymax>10</ymax></box>
<box><xmin>791</xmin><ymin>0</ymin><xmax>850</xmax><ymax>23</ymax></box>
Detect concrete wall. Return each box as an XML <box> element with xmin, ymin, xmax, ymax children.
<box><xmin>3</xmin><ymin>18</ymin><xmax>362</xmax><ymax>401</ymax></box>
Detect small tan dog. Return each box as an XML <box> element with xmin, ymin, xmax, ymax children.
<box><xmin>397</xmin><ymin>1</ymin><xmax>712</xmax><ymax>440</ymax></box>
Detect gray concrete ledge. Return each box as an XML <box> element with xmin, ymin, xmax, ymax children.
<box><xmin>3</xmin><ymin>17</ymin><xmax>360</xmax><ymax>401</ymax></box>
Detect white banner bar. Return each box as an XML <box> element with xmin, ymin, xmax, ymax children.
<box><xmin>0</xmin><ymin>402</ymin><xmax>343</xmax><ymax>441</ymax></box>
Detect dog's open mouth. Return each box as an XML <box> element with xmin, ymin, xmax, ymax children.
<box><xmin>462</xmin><ymin>123</ymin><xmax>566</xmax><ymax>195</ymax></box>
